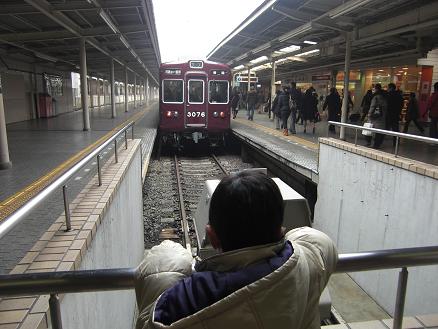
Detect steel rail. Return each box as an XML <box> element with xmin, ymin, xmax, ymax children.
<box><xmin>0</xmin><ymin>122</ymin><xmax>134</xmax><ymax>239</ymax></box>
<box><xmin>211</xmin><ymin>154</ymin><xmax>229</xmax><ymax>175</ymax></box>
<box><xmin>174</xmin><ymin>155</ymin><xmax>191</xmax><ymax>251</ymax></box>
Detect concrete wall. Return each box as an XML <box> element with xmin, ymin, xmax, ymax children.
<box><xmin>314</xmin><ymin>142</ymin><xmax>438</xmax><ymax>316</ymax></box>
<box><xmin>60</xmin><ymin>147</ymin><xmax>144</xmax><ymax>329</ymax></box>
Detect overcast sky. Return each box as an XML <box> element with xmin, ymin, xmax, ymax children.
<box><xmin>152</xmin><ymin>0</ymin><xmax>265</xmax><ymax>63</ymax></box>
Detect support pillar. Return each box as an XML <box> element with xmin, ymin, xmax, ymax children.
<box><xmin>102</xmin><ymin>79</ymin><xmax>106</xmax><ymax>108</ymax></box>
<box><xmin>134</xmin><ymin>74</ymin><xmax>137</xmax><ymax>109</ymax></box>
<box><xmin>97</xmin><ymin>78</ymin><xmax>101</xmax><ymax>109</ymax></box>
<box><xmin>80</xmin><ymin>37</ymin><xmax>90</xmax><ymax>131</ymax></box>
<box><xmin>110</xmin><ymin>58</ymin><xmax>116</xmax><ymax>118</ymax></box>
<box><xmin>247</xmin><ymin>67</ymin><xmax>251</xmax><ymax>92</ymax></box>
<box><xmin>331</xmin><ymin>69</ymin><xmax>338</xmax><ymax>89</ymax></box>
<box><xmin>270</xmin><ymin>60</ymin><xmax>276</xmax><ymax>113</ymax></box>
<box><xmin>146</xmin><ymin>77</ymin><xmax>149</xmax><ymax>105</ymax></box>
<box><xmin>0</xmin><ymin>75</ymin><xmax>12</xmax><ymax>169</ymax></box>
<box><xmin>124</xmin><ymin>66</ymin><xmax>128</xmax><ymax>112</ymax></box>
<box><xmin>340</xmin><ymin>32</ymin><xmax>351</xmax><ymax>140</ymax></box>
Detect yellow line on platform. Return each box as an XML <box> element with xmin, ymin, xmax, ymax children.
<box><xmin>234</xmin><ymin>117</ymin><xmax>318</xmax><ymax>150</ymax></box>
<box><xmin>0</xmin><ymin>108</ymin><xmax>148</xmax><ymax>222</ymax></box>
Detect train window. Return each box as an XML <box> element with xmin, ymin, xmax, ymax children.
<box><xmin>209</xmin><ymin>81</ymin><xmax>229</xmax><ymax>104</ymax></box>
<box><xmin>188</xmin><ymin>80</ymin><xmax>204</xmax><ymax>104</ymax></box>
<box><xmin>162</xmin><ymin>79</ymin><xmax>184</xmax><ymax>103</ymax></box>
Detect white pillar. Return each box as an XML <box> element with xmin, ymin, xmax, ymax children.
<box><xmin>134</xmin><ymin>74</ymin><xmax>137</xmax><ymax>108</ymax></box>
<box><xmin>110</xmin><ymin>58</ymin><xmax>116</xmax><ymax>118</ymax></box>
<box><xmin>270</xmin><ymin>60</ymin><xmax>276</xmax><ymax>111</ymax></box>
<box><xmin>340</xmin><ymin>32</ymin><xmax>351</xmax><ymax>140</ymax></box>
<box><xmin>247</xmin><ymin>67</ymin><xmax>251</xmax><ymax>92</ymax></box>
<box><xmin>146</xmin><ymin>77</ymin><xmax>149</xmax><ymax>105</ymax></box>
<box><xmin>80</xmin><ymin>37</ymin><xmax>90</xmax><ymax>131</ymax></box>
<box><xmin>97</xmin><ymin>78</ymin><xmax>101</xmax><ymax>109</ymax></box>
<box><xmin>124</xmin><ymin>66</ymin><xmax>128</xmax><ymax>112</ymax></box>
<box><xmin>0</xmin><ymin>75</ymin><xmax>12</xmax><ymax>169</ymax></box>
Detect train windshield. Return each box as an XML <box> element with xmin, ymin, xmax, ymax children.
<box><xmin>209</xmin><ymin>81</ymin><xmax>229</xmax><ymax>104</ymax></box>
<box><xmin>188</xmin><ymin>80</ymin><xmax>204</xmax><ymax>104</ymax></box>
<box><xmin>162</xmin><ymin>79</ymin><xmax>183</xmax><ymax>103</ymax></box>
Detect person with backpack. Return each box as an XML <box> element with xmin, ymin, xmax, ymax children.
<box><xmin>367</xmin><ymin>83</ymin><xmax>388</xmax><ymax>149</ymax></box>
<box><xmin>427</xmin><ymin>81</ymin><xmax>438</xmax><ymax>139</ymax></box>
<box><xmin>278</xmin><ymin>86</ymin><xmax>291</xmax><ymax>136</ymax></box>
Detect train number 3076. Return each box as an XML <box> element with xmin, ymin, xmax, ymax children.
<box><xmin>187</xmin><ymin>111</ymin><xmax>206</xmax><ymax>118</ymax></box>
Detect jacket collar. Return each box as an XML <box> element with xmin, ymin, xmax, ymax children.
<box><xmin>195</xmin><ymin>239</ymin><xmax>286</xmax><ymax>272</ymax></box>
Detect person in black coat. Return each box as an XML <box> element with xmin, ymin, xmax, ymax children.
<box><xmin>289</xmin><ymin>82</ymin><xmax>301</xmax><ymax>134</ymax></box>
<box><xmin>302</xmin><ymin>87</ymin><xmax>318</xmax><ymax>134</ymax></box>
<box><xmin>323</xmin><ymin>88</ymin><xmax>341</xmax><ymax>133</ymax></box>
<box><xmin>231</xmin><ymin>88</ymin><xmax>240</xmax><ymax>119</ymax></box>
<box><xmin>386</xmin><ymin>83</ymin><xmax>404</xmax><ymax>145</ymax></box>
<box><xmin>403</xmin><ymin>93</ymin><xmax>424</xmax><ymax>134</ymax></box>
<box><xmin>278</xmin><ymin>86</ymin><xmax>291</xmax><ymax>136</ymax></box>
<box><xmin>271</xmin><ymin>90</ymin><xmax>281</xmax><ymax>129</ymax></box>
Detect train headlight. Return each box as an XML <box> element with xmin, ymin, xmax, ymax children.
<box><xmin>173</xmin><ymin>111</ymin><xmax>178</xmax><ymax>117</ymax></box>
<box><xmin>166</xmin><ymin>111</ymin><xmax>172</xmax><ymax>118</ymax></box>
<box><xmin>213</xmin><ymin>112</ymin><xmax>219</xmax><ymax>117</ymax></box>
<box><xmin>219</xmin><ymin>111</ymin><xmax>225</xmax><ymax>118</ymax></box>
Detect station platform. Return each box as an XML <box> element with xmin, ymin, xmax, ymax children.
<box><xmin>0</xmin><ymin>102</ymin><xmax>158</xmax><ymax>275</ymax></box>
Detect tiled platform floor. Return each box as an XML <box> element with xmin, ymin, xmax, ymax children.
<box><xmin>0</xmin><ymin>102</ymin><xmax>158</xmax><ymax>274</ymax></box>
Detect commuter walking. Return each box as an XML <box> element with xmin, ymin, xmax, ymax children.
<box><xmin>231</xmin><ymin>88</ymin><xmax>240</xmax><ymax>119</ymax></box>
<box><xmin>386</xmin><ymin>83</ymin><xmax>404</xmax><ymax>145</ymax></box>
<box><xmin>323</xmin><ymin>87</ymin><xmax>341</xmax><ymax>133</ymax></box>
<box><xmin>367</xmin><ymin>83</ymin><xmax>388</xmax><ymax>149</ymax></box>
<box><xmin>427</xmin><ymin>81</ymin><xmax>438</xmax><ymax>139</ymax></box>
<box><xmin>360</xmin><ymin>88</ymin><xmax>373</xmax><ymax>122</ymax></box>
<box><xmin>403</xmin><ymin>93</ymin><xmax>425</xmax><ymax>134</ymax></box>
<box><xmin>289</xmin><ymin>82</ymin><xmax>301</xmax><ymax>134</ymax></box>
<box><xmin>342</xmin><ymin>89</ymin><xmax>354</xmax><ymax>117</ymax></box>
<box><xmin>271</xmin><ymin>90</ymin><xmax>281</xmax><ymax>129</ymax></box>
<box><xmin>246</xmin><ymin>86</ymin><xmax>257</xmax><ymax>121</ymax></box>
<box><xmin>278</xmin><ymin>86</ymin><xmax>291</xmax><ymax>136</ymax></box>
<box><xmin>257</xmin><ymin>91</ymin><xmax>265</xmax><ymax>114</ymax></box>
<box><xmin>296</xmin><ymin>87</ymin><xmax>304</xmax><ymax>125</ymax></box>
<box><xmin>302</xmin><ymin>87</ymin><xmax>318</xmax><ymax>134</ymax></box>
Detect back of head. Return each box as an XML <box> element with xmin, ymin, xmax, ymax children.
<box><xmin>330</xmin><ymin>87</ymin><xmax>336</xmax><ymax>94</ymax></box>
<box><xmin>388</xmin><ymin>83</ymin><xmax>396</xmax><ymax>91</ymax></box>
<box><xmin>290</xmin><ymin>82</ymin><xmax>297</xmax><ymax>89</ymax></box>
<box><xmin>434</xmin><ymin>81</ymin><xmax>438</xmax><ymax>91</ymax></box>
<box><xmin>374</xmin><ymin>83</ymin><xmax>382</xmax><ymax>92</ymax></box>
<box><xmin>209</xmin><ymin>171</ymin><xmax>284</xmax><ymax>252</ymax></box>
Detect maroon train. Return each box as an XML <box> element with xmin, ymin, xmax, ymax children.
<box><xmin>159</xmin><ymin>60</ymin><xmax>231</xmax><ymax>146</ymax></box>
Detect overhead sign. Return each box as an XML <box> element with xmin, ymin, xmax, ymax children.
<box><xmin>312</xmin><ymin>74</ymin><xmax>331</xmax><ymax>81</ymax></box>
<box><xmin>235</xmin><ymin>75</ymin><xmax>258</xmax><ymax>83</ymax></box>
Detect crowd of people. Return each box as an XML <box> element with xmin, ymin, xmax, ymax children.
<box><xmin>230</xmin><ymin>81</ymin><xmax>438</xmax><ymax>148</ymax></box>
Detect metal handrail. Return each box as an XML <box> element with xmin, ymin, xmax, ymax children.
<box><xmin>0</xmin><ymin>122</ymin><xmax>135</xmax><ymax>239</ymax></box>
<box><xmin>327</xmin><ymin>121</ymin><xmax>438</xmax><ymax>157</ymax></box>
<box><xmin>0</xmin><ymin>245</ymin><xmax>437</xmax><ymax>329</ymax></box>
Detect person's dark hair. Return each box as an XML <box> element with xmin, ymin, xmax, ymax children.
<box><xmin>374</xmin><ymin>83</ymin><xmax>382</xmax><ymax>91</ymax></box>
<box><xmin>388</xmin><ymin>83</ymin><xmax>396</xmax><ymax>90</ymax></box>
<box><xmin>209</xmin><ymin>171</ymin><xmax>284</xmax><ymax>252</ymax></box>
<box><xmin>291</xmin><ymin>82</ymin><xmax>297</xmax><ymax>88</ymax></box>
<box><xmin>410</xmin><ymin>92</ymin><xmax>416</xmax><ymax>98</ymax></box>
<box><xmin>434</xmin><ymin>82</ymin><xmax>438</xmax><ymax>91</ymax></box>
<box><xmin>330</xmin><ymin>87</ymin><xmax>336</xmax><ymax>94</ymax></box>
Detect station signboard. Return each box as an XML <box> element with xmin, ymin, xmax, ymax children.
<box><xmin>235</xmin><ymin>75</ymin><xmax>258</xmax><ymax>83</ymax></box>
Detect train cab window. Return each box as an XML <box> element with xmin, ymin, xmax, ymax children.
<box><xmin>162</xmin><ymin>79</ymin><xmax>183</xmax><ymax>103</ymax></box>
<box><xmin>188</xmin><ymin>80</ymin><xmax>204</xmax><ymax>104</ymax></box>
<box><xmin>209</xmin><ymin>81</ymin><xmax>229</xmax><ymax>104</ymax></box>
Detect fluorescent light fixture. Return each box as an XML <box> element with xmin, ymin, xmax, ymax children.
<box><xmin>303</xmin><ymin>40</ymin><xmax>317</xmax><ymax>45</ymax></box>
<box><xmin>120</xmin><ymin>36</ymin><xmax>130</xmax><ymax>49</ymax></box>
<box><xmin>279</xmin><ymin>45</ymin><xmax>301</xmax><ymax>53</ymax></box>
<box><xmin>253</xmin><ymin>43</ymin><xmax>271</xmax><ymax>54</ymax></box>
<box><xmin>250</xmin><ymin>55</ymin><xmax>268</xmax><ymax>64</ymax></box>
<box><xmin>278</xmin><ymin>22</ymin><xmax>312</xmax><ymax>43</ymax></box>
<box><xmin>99</xmin><ymin>9</ymin><xmax>119</xmax><ymax>34</ymax></box>
<box><xmin>34</xmin><ymin>52</ymin><xmax>57</xmax><ymax>63</ymax></box>
<box><xmin>296</xmin><ymin>49</ymin><xmax>320</xmax><ymax>57</ymax></box>
<box><xmin>329</xmin><ymin>0</ymin><xmax>374</xmax><ymax>19</ymax></box>
<box><xmin>233</xmin><ymin>65</ymin><xmax>245</xmax><ymax>70</ymax></box>
<box><xmin>252</xmin><ymin>63</ymin><xmax>271</xmax><ymax>71</ymax></box>
<box><xmin>206</xmin><ymin>0</ymin><xmax>278</xmax><ymax>59</ymax></box>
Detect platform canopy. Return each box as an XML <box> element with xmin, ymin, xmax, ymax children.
<box><xmin>206</xmin><ymin>0</ymin><xmax>438</xmax><ymax>82</ymax></box>
<box><xmin>0</xmin><ymin>0</ymin><xmax>161</xmax><ymax>83</ymax></box>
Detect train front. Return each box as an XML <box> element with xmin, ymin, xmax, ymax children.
<box><xmin>159</xmin><ymin>60</ymin><xmax>231</xmax><ymax>147</ymax></box>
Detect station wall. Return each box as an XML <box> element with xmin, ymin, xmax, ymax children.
<box><xmin>1</xmin><ymin>58</ymin><xmax>74</xmax><ymax>124</ymax></box>
<box><xmin>314</xmin><ymin>141</ymin><xmax>438</xmax><ymax>316</ymax></box>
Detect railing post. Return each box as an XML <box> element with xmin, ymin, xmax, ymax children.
<box><xmin>354</xmin><ymin>129</ymin><xmax>358</xmax><ymax>146</ymax></box>
<box><xmin>62</xmin><ymin>185</ymin><xmax>71</xmax><ymax>231</ymax></box>
<box><xmin>131</xmin><ymin>123</ymin><xmax>135</xmax><ymax>140</ymax></box>
<box><xmin>114</xmin><ymin>139</ymin><xmax>118</xmax><ymax>163</ymax></box>
<box><xmin>125</xmin><ymin>130</ymin><xmax>128</xmax><ymax>149</ymax></box>
<box><xmin>394</xmin><ymin>136</ymin><xmax>400</xmax><ymax>157</ymax></box>
<box><xmin>97</xmin><ymin>154</ymin><xmax>102</xmax><ymax>186</ymax></box>
<box><xmin>49</xmin><ymin>294</ymin><xmax>63</xmax><ymax>329</ymax></box>
<box><xmin>393</xmin><ymin>267</ymin><xmax>408</xmax><ymax>329</ymax></box>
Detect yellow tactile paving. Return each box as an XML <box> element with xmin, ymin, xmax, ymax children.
<box><xmin>0</xmin><ymin>109</ymin><xmax>147</xmax><ymax>222</ymax></box>
<box><xmin>234</xmin><ymin>117</ymin><xmax>319</xmax><ymax>150</ymax></box>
